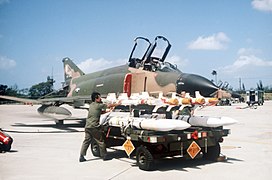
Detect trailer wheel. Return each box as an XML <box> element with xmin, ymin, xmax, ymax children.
<box><xmin>203</xmin><ymin>142</ymin><xmax>221</xmax><ymax>161</ymax></box>
<box><xmin>136</xmin><ymin>146</ymin><xmax>154</xmax><ymax>171</ymax></box>
<box><xmin>90</xmin><ymin>140</ymin><xmax>100</xmax><ymax>157</ymax></box>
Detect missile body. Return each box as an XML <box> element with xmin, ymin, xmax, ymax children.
<box><xmin>177</xmin><ymin>115</ymin><xmax>238</xmax><ymax>127</ymax></box>
<box><xmin>101</xmin><ymin>110</ymin><xmax>237</xmax><ymax>130</ymax></box>
<box><xmin>103</xmin><ymin>112</ymin><xmax>191</xmax><ymax>131</ymax></box>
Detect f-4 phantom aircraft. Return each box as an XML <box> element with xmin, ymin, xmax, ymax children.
<box><xmin>0</xmin><ymin>36</ymin><xmax>219</xmax><ymax>124</ymax></box>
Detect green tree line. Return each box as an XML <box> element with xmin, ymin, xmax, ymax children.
<box><xmin>0</xmin><ymin>76</ymin><xmax>55</xmax><ymax>100</ymax></box>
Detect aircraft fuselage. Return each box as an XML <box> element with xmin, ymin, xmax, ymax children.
<box><xmin>68</xmin><ymin>63</ymin><xmax>218</xmax><ymax>98</ymax></box>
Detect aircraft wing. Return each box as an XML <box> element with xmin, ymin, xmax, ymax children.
<box><xmin>0</xmin><ymin>95</ymin><xmax>40</xmax><ymax>104</ymax></box>
<box><xmin>0</xmin><ymin>95</ymin><xmax>91</xmax><ymax>106</ymax></box>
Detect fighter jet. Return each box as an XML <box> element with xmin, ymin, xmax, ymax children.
<box><xmin>63</xmin><ymin>36</ymin><xmax>218</xmax><ymax>98</ymax></box>
<box><xmin>0</xmin><ymin>36</ymin><xmax>219</xmax><ymax>124</ymax></box>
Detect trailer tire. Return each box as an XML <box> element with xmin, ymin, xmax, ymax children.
<box><xmin>90</xmin><ymin>140</ymin><xmax>100</xmax><ymax>157</ymax></box>
<box><xmin>203</xmin><ymin>142</ymin><xmax>220</xmax><ymax>161</ymax></box>
<box><xmin>136</xmin><ymin>146</ymin><xmax>154</xmax><ymax>171</ymax></box>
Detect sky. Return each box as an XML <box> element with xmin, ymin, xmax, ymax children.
<box><xmin>0</xmin><ymin>0</ymin><xmax>272</xmax><ymax>91</ymax></box>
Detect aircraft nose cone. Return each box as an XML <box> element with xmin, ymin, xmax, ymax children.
<box><xmin>177</xmin><ymin>73</ymin><xmax>219</xmax><ymax>97</ymax></box>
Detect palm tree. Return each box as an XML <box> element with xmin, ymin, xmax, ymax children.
<box><xmin>211</xmin><ymin>70</ymin><xmax>217</xmax><ymax>85</ymax></box>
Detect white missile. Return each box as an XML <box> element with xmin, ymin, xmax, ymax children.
<box><xmin>178</xmin><ymin>115</ymin><xmax>238</xmax><ymax>127</ymax></box>
<box><xmin>170</xmin><ymin>120</ymin><xmax>192</xmax><ymax>130</ymax></box>
<box><xmin>132</xmin><ymin>118</ymin><xmax>191</xmax><ymax>131</ymax></box>
<box><xmin>207</xmin><ymin>116</ymin><xmax>238</xmax><ymax>127</ymax></box>
<box><xmin>104</xmin><ymin>112</ymin><xmax>191</xmax><ymax>131</ymax></box>
<box><xmin>132</xmin><ymin>119</ymin><xmax>179</xmax><ymax>131</ymax></box>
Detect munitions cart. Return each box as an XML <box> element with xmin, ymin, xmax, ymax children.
<box><xmin>90</xmin><ymin>123</ymin><xmax>229</xmax><ymax>171</ymax></box>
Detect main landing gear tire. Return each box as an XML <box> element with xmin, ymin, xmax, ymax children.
<box><xmin>91</xmin><ymin>140</ymin><xmax>100</xmax><ymax>157</ymax></box>
<box><xmin>136</xmin><ymin>145</ymin><xmax>154</xmax><ymax>171</ymax></box>
<box><xmin>202</xmin><ymin>142</ymin><xmax>221</xmax><ymax>161</ymax></box>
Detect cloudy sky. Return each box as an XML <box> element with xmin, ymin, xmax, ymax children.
<box><xmin>0</xmin><ymin>0</ymin><xmax>271</xmax><ymax>90</ymax></box>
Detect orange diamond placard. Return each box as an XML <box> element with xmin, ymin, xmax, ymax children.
<box><xmin>122</xmin><ymin>139</ymin><xmax>135</xmax><ymax>157</ymax></box>
<box><xmin>187</xmin><ymin>141</ymin><xmax>201</xmax><ymax>159</ymax></box>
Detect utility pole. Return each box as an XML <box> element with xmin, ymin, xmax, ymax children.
<box><xmin>239</xmin><ymin>77</ymin><xmax>241</xmax><ymax>91</ymax></box>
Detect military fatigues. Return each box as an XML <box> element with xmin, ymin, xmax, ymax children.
<box><xmin>80</xmin><ymin>102</ymin><xmax>107</xmax><ymax>158</ymax></box>
<box><xmin>179</xmin><ymin>105</ymin><xmax>194</xmax><ymax>116</ymax></box>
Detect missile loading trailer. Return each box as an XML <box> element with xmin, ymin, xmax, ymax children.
<box><xmin>91</xmin><ymin>125</ymin><xmax>230</xmax><ymax>171</ymax></box>
<box><xmin>90</xmin><ymin>105</ymin><xmax>231</xmax><ymax>171</ymax></box>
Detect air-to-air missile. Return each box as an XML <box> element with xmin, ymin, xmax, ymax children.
<box><xmin>101</xmin><ymin>112</ymin><xmax>191</xmax><ymax>131</ymax></box>
<box><xmin>101</xmin><ymin>110</ymin><xmax>237</xmax><ymax>131</ymax></box>
<box><xmin>175</xmin><ymin>115</ymin><xmax>238</xmax><ymax>128</ymax></box>
<box><xmin>104</xmin><ymin>91</ymin><xmax>217</xmax><ymax>108</ymax></box>
<box><xmin>99</xmin><ymin>91</ymin><xmax>238</xmax><ymax>131</ymax></box>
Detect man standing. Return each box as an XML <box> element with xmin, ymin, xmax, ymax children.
<box><xmin>79</xmin><ymin>92</ymin><xmax>120</xmax><ymax>162</ymax></box>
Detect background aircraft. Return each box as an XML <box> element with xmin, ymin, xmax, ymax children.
<box><xmin>0</xmin><ymin>36</ymin><xmax>220</xmax><ymax>124</ymax></box>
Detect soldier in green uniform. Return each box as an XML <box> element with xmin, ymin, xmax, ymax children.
<box><xmin>79</xmin><ymin>92</ymin><xmax>120</xmax><ymax>162</ymax></box>
<box><xmin>179</xmin><ymin>104</ymin><xmax>195</xmax><ymax>116</ymax></box>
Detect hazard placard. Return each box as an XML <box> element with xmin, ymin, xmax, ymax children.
<box><xmin>122</xmin><ymin>139</ymin><xmax>135</xmax><ymax>157</ymax></box>
<box><xmin>187</xmin><ymin>141</ymin><xmax>201</xmax><ymax>159</ymax></box>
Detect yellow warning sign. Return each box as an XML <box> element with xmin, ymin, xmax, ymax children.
<box><xmin>122</xmin><ymin>139</ymin><xmax>135</xmax><ymax>157</ymax></box>
<box><xmin>187</xmin><ymin>141</ymin><xmax>201</xmax><ymax>159</ymax></box>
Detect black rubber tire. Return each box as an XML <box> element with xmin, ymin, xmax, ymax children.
<box><xmin>90</xmin><ymin>140</ymin><xmax>100</xmax><ymax>157</ymax></box>
<box><xmin>0</xmin><ymin>137</ymin><xmax>12</xmax><ymax>152</ymax></box>
<box><xmin>203</xmin><ymin>142</ymin><xmax>221</xmax><ymax>161</ymax></box>
<box><xmin>136</xmin><ymin>145</ymin><xmax>154</xmax><ymax>171</ymax></box>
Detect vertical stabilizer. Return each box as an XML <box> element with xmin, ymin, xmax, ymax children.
<box><xmin>62</xmin><ymin>57</ymin><xmax>85</xmax><ymax>86</ymax></box>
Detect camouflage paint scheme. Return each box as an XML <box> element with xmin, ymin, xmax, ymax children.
<box><xmin>0</xmin><ymin>36</ymin><xmax>222</xmax><ymax>122</ymax></box>
<box><xmin>64</xmin><ymin>58</ymin><xmax>179</xmax><ymax>98</ymax></box>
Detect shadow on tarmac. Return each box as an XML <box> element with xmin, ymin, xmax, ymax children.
<box><xmin>4</xmin><ymin>119</ymin><xmax>86</xmax><ymax>133</ymax></box>
<box><xmin>154</xmin><ymin>156</ymin><xmax>244</xmax><ymax>171</ymax></box>
<box><xmin>86</xmin><ymin>148</ymin><xmax>244</xmax><ymax>171</ymax></box>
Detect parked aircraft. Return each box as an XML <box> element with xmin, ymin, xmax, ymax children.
<box><xmin>0</xmin><ymin>36</ymin><xmax>220</xmax><ymax>124</ymax></box>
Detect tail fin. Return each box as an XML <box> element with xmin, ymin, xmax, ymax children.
<box><xmin>62</xmin><ymin>57</ymin><xmax>85</xmax><ymax>86</ymax></box>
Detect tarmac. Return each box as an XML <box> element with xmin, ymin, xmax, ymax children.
<box><xmin>0</xmin><ymin>101</ymin><xmax>272</xmax><ymax>180</ymax></box>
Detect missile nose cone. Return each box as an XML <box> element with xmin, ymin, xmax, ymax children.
<box><xmin>207</xmin><ymin>117</ymin><xmax>238</xmax><ymax>127</ymax></box>
<box><xmin>177</xmin><ymin>73</ymin><xmax>219</xmax><ymax>97</ymax></box>
<box><xmin>220</xmin><ymin>117</ymin><xmax>238</xmax><ymax>126</ymax></box>
<box><xmin>171</xmin><ymin>120</ymin><xmax>191</xmax><ymax>130</ymax></box>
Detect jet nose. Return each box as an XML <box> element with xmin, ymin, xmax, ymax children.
<box><xmin>176</xmin><ymin>73</ymin><xmax>219</xmax><ymax>97</ymax></box>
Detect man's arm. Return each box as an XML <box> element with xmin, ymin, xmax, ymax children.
<box><xmin>106</xmin><ymin>101</ymin><xmax>122</xmax><ymax>110</ymax></box>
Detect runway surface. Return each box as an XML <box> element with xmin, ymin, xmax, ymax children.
<box><xmin>0</xmin><ymin>102</ymin><xmax>272</xmax><ymax>180</ymax></box>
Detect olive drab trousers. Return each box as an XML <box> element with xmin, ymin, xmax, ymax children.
<box><xmin>80</xmin><ymin>127</ymin><xmax>107</xmax><ymax>158</ymax></box>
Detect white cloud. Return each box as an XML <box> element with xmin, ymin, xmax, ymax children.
<box><xmin>237</xmin><ymin>48</ymin><xmax>262</xmax><ymax>56</ymax></box>
<box><xmin>77</xmin><ymin>58</ymin><xmax>125</xmax><ymax>73</ymax></box>
<box><xmin>252</xmin><ymin>0</ymin><xmax>272</xmax><ymax>12</ymax></box>
<box><xmin>167</xmin><ymin>55</ymin><xmax>189</xmax><ymax>69</ymax></box>
<box><xmin>77</xmin><ymin>55</ymin><xmax>188</xmax><ymax>73</ymax></box>
<box><xmin>220</xmin><ymin>50</ymin><xmax>272</xmax><ymax>74</ymax></box>
<box><xmin>217</xmin><ymin>48</ymin><xmax>272</xmax><ymax>89</ymax></box>
<box><xmin>188</xmin><ymin>32</ymin><xmax>230</xmax><ymax>50</ymax></box>
<box><xmin>0</xmin><ymin>56</ymin><xmax>16</xmax><ymax>69</ymax></box>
